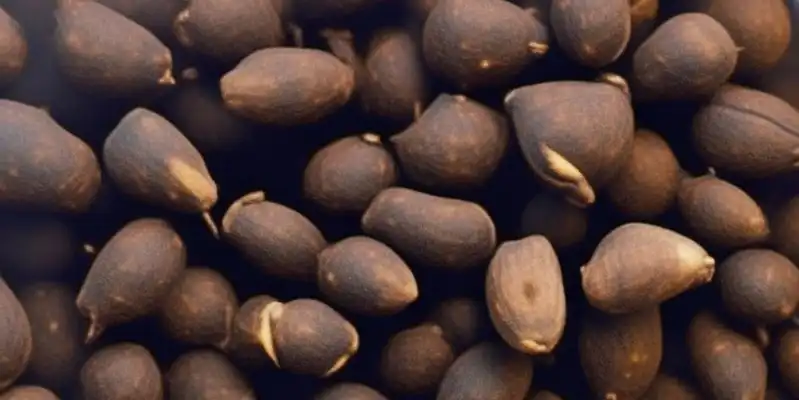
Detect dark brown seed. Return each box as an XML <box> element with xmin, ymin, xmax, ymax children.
<box><xmin>550</xmin><ymin>0</ymin><xmax>631</xmax><ymax>68</ymax></box>
<box><xmin>0</xmin><ymin>100</ymin><xmax>101</xmax><ymax>213</ymax></box>
<box><xmin>688</xmin><ymin>310</ymin><xmax>767</xmax><ymax>400</ymax></box>
<box><xmin>604</xmin><ymin>129</ymin><xmax>681</xmax><ymax>220</ymax></box>
<box><xmin>380</xmin><ymin>324</ymin><xmax>455</xmax><ymax>395</ymax></box>
<box><xmin>677</xmin><ymin>174</ymin><xmax>769</xmax><ymax>249</ymax></box>
<box><xmin>391</xmin><ymin>94</ymin><xmax>509</xmax><ymax>190</ymax></box>
<box><xmin>632</xmin><ymin>13</ymin><xmax>737</xmax><ymax>101</ymax></box>
<box><xmin>772</xmin><ymin>196</ymin><xmax>799</xmax><ymax>266</ymax></box>
<box><xmin>0</xmin><ymin>278</ymin><xmax>31</xmax><ymax>392</ymax></box>
<box><xmin>80</xmin><ymin>343</ymin><xmax>162</xmax><ymax>400</ymax></box>
<box><xmin>423</xmin><ymin>0</ymin><xmax>549</xmax><ymax>90</ymax></box>
<box><xmin>317</xmin><ymin>236</ymin><xmax>418</xmax><ymax>316</ymax></box>
<box><xmin>775</xmin><ymin>328</ymin><xmax>799</xmax><ymax>398</ymax></box>
<box><xmin>285</xmin><ymin>0</ymin><xmax>385</xmax><ymax>23</ymax></box>
<box><xmin>526</xmin><ymin>390</ymin><xmax>562</xmax><ymax>400</ymax></box>
<box><xmin>159</xmin><ymin>267</ymin><xmax>239</xmax><ymax>348</ymax></box>
<box><xmin>486</xmin><ymin>235</ymin><xmax>565</xmax><ymax>355</ymax></box>
<box><xmin>581</xmin><ymin>223</ymin><xmax>715</xmax><ymax>314</ymax></box>
<box><xmin>258</xmin><ymin>298</ymin><xmax>359</xmax><ymax>377</ymax></box>
<box><xmin>174</xmin><ymin>0</ymin><xmax>284</xmax><ymax>63</ymax></box>
<box><xmin>628</xmin><ymin>0</ymin><xmax>659</xmax><ymax>52</ymax></box>
<box><xmin>76</xmin><ymin>218</ymin><xmax>187</xmax><ymax>343</ymax></box>
<box><xmin>221</xmin><ymin>191</ymin><xmax>327</xmax><ymax>281</ymax></box>
<box><xmin>168</xmin><ymin>350</ymin><xmax>254</xmax><ymax>400</ymax></box>
<box><xmin>303</xmin><ymin>134</ymin><xmax>397</xmax><ymax>214</ymax></box>
<box><xmin>18</xmin><ymin>283</ymin><xmax>85</xmax><ymax>393</ymax></box>
<box><xmin>54</xmin><ymin>2</ymin><xmax>174</xmax><ymax>98</ymax></box>
<box><xmin>0</xmin><ymin>386</ymin><xmax>59</xmax><ymax>400</ymax></box>
<box><xmin>0</xmin><ymin>6</ymin><xmax>26</xmax><ymax>87</ymax></box>
<box><xmin>520</xmin><ymin>191</ymin><xmax>588</xmax><ymax>249</ymax></box>
<box><xmin>504</xmin><ymin>76</ymin><xmax>634</xmax><ymax>207</ymax></box>
<box><xmin>227</xmin><ymin>294</ymin><xmax>276</xmax><ymax>368</ymax></box>
<box><xmin>579</xmin><ymin>306</ymin><xmax>663</xmax><ymax>400</ymax></box>
<box><xmin>220</xmin><ymin>47</ymin><xmax>355</xmax><ymax>126</ymax></box>
<box><xmin>437</xmin><ymin>342</ymin><xmax>533</xmax><ymax>400</ymax></box>
<box><xmin>0</xmin><ymin>216</ymin><xmax>75</xmax><ymax>281</ymax></box>
<box><xmin>693</xmin><ymin>84</ymin><xmax>799</xmax><ymax>179</ymax></box>
<box><xmin>316</xmin><ymin>383</ymin><xmax>388</xmax><ymax>400</ymax></box>
<box><xmin>426</xmin><ymin>298</ymin><xmax>489</xmax><ymax>354</ymax></box>
<box><xmin>640</xmin><ymin>374</ymin><xmax>702</xmax><ymax>400</ymax></box>
<box><xmin>97</xmin><ymin>0</ymin><xmax>186</xmax><ymax>41</ymax></box>
<box><xmin>717</xmin><ymin>249</ymin><xmax>799</xmax><ymax>325</ymax></box>
<box><xmin>361</xmin><ymin>187</ymin><xmax>496</xmax><ymax>270</ymax></box>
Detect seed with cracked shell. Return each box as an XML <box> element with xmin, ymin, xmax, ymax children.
<box><xmin>226</xmin><ymin>294</ymin><xmax>276</xmax><ymax>368</ymax></box>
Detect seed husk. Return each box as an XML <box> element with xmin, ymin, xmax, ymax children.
<box><xmin>380</xmin><ymin>324</ymin><xmax>455</xmax><ymax>395</ymax></box>
<box><xmin>0</xmin><ymin>6</ymin><xmax>26</xmax><ymax>87</ymax></box>
<box><xmin>315</xmin><ymin>383</ymin><xmax>388</xmax><ymax>400</ymax></box>
<box><xmin>80</xmin><ymin>343</ymin><xmax>162</xmax><ymax>400</ymax></box>
<box><xmin>97</xmin><ymin>0</ymin><xmax>186</xmax><ymax>41</ymax></box>
<box><xmin>0</xmin><ymin>386</ymin><xmax>59</xmax><ymax>400</ymax></box>
<box><xmin>436</xmin><ymin>342</ymin><xmax>533</xmax><ymax>400</ymax></box>
<box><xmin>775</xmin><ymin>328</ymin><xmax>799</xmax><ymax>398</ymax></box>
<box><xmin>519</xmin><ymin>191</ymin><xmax>588</xmax><ymax>249</ymax></box>
<box><xmin>226</xmin><ymin>294</ymin><xmax>276</xmax><ymax>368</ymax></box>
<box><xmin>640</xmin><ymin>374</ymin><xmax>701</xmax><ymax>400</ymax></box>
<box><xmin>167</xmin><ymin>350</ymin><xmax>255</xmax><ymax>400</ymax></box>
<box><xmin>0</xmin><ymin>277</ymin><xmax>31</xmax><ymax>392</ymax></box>
<box><xmin>550</xmin><ymin>0</ymin><xmax>631</xmax><ymax>68</ymax></box>
<box><xmin>426</xmin><ymin>297</ymin><xmax>489</xmax><ymax>354</ymax></box>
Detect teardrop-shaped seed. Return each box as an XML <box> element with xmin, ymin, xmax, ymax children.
<box><xmin>380</xmin><ymin>324</ymin><xmax>455</xmax><ymax>395</ymax></box>
<box><xmin>167</xmin><ymin>350</ymin><xmax>255</xmax><ymax>400</ymax></box>
<box><xmin>550</xmin><ymin>0</ymin><xmax>631</xmax><ymax>68</ymax></box>
<box><xmin>80</xmin><ymin>343</ymin><xmax>162</xmax><ymax>400</ymax></box>
<box><xmin>96</xmin><ymin>0</ymin><xmax>186</xmax><ymax>40</ymax></box>
<box><xmin>437</xmin><ymin>342</ymin><xmax>533</xmax><ymax>400</ymax></box>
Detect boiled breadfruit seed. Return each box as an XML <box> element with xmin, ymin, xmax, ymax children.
<box><xmin>167</xmin><ymin>350</ymin><xmax>255</xmax><ymax>400</ymax></box>
<box><xmin>436</xmin><ymin>342</ymin><xmax>533</xmax><ymax>400</ymax></box>
<box><xmin>550</xmin><ymin>0</ymin><xmax>631</xmax><ymax>68</ymax></box>
<box><xmin>379</xmin><ymin>324</ymin><xmax>455</xmax><ymax>395</ymax></box>
<box><xmin>227</xmin><ymin>295</ymin><xmax>276</xmax><ymax>367</ymax></box>
<box><xmin>80</xmin><ymin>343</ymin><xmax>162</xmax><ymax>400</ymax></box>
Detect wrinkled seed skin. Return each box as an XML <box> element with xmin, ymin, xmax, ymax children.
<box><xmin>718</xmin><ymin>249</ymin><xmax>799</xmax><ymax>325</ymax></box>
<box><xmin>640</xmin><ymin>374</ymin><xmax>702</xmax><ymax>400</ymax></box>
<box><xmin>688</xmin><ymin>311</ymin><xmax>767</xmax><ymax>400</ymax></box>
<box><xmin>0</xmin><ymin>7</ymin><xmax>26</xmax><ymax>87</ymax></box>
<box><xmin>427</xmin><ymin>298</ymin><xmax>488</xmax><ymax>353</ymax></box>
<box><xmin>0</xmin><ymin>100</ymin><xmax>101</xmax><ymax>213</ymax></box>
<box><xmin>605</xmin><ymin>129</ymin><xmax>680</xmax><ymax>220</ymax></box>
<box><xmin>579</xmin><ymin>307</ymin><xmax>663</xmax><ymax>400</ymax></box>
<box><xmin>104</xmin><ymin>108</ymin><xmax>218</xmax><ymax>213</ymax></box>
<box><xmin>303</xmin><ymin>135</ymin><xmax>397</xmax><ymax>213</ymax></box>
<box><xmin>550</xmin><ymin>0</ymin><xmax>631</xmax><ymax>68</ymax></box>
<box><xmin>0</xmin><ymin>386</ymin><xmax>59</xmax><ymax>400</ymax></box>
<box><xmin>423</xmin><ymin>0</ymin><xmax>549</xmax><ymax>90</ymax></box>
<box><xmin>318</xmin><ymin>236</ymin><xmax>418</xmax><ymax>316</ymax></box>
<box><xmin>98</xmin><ymin>0</ymin><xmax>186</xmax><ymax>40</ymax></box>
<box><xmin>220</xmin><ymin>48</ymin><xmax>355</xmax><ymax>126</ymax></box>
<box><xmin>167</xmin><ymin>350</ymin><xmax>255</xmax><ymax>400</ymax></box>
<box><xmin>174</xmin><ymin>0</ymin><xmax>285</xmax><ymax>64</ymax></box>
<box><xmin>76</xmin><ymin>218</ymin><xmax>187</xmax><ymax>340</ymax></box>
<box><xmin>581</xmin><ymin>223</ymin><xmax>714</xmax><ymax>314</ymax></box>
<box><xmin>0</xmin><ymin>278</ymin><xmax>31</xmax><ymax>392</ymax></box>
<box><xmin>380</xmin><ymin>324</ymin><xmax>455</xmax><ymax>395</ymax></box>
<box><xmin>693</xmin><ymin>84</ymin><xmax>799</xmax><ymax>179</ymax></box>
<box><xmin>520</xmin><ymin>191</ymin><xmax>587</xmax><ymax>249</ymax></box>
<box><xmin>54</xmin><ymin>2</ymin><xmax>173</xmax><ymax>98</ymax></box>
<box><xmin>391</xmin><ymin>94</ymin><xmax>509</xmax><ymax>190</ymax></box>
<box><xmin>775</xmin><ymin>329</ymin><xmax>799</xmax><ymax>398</ymax></box>
<box><xmin>486</xmin><ymin>235</ymin><xmax>566</xmax><ymax>355</ymax></box>
<box><xmin>361</xmin><ymin>187</ymin><xmax>496</xmax><ymax>270</ymax></box>
<box><xmin>80</xmin><ymin>343</ymin><xmax>162</xmax><ymax>400</ymax></box>
<box><xmin>437</xmin><ymin>342</ymin><xmax>533</xmax><ymax>400</ymax></box>
<box><xmin>772</xmin><ymin>197</ymin><xmax>799</xmax><ymax>266</ymax></box>
<box><xmin>286</xmin><ymin>0</ymin><xmax>385</xmax><ymax>23</ymax></box>
<box><xmin>228</xmin><ymin>295</ymin><xmax>276</xmax><ymax>367</ymax></box>
<box><xmin>315</xmin><ymin>383</ymin><xmax>388</xmax><ymax>400</ymax></box>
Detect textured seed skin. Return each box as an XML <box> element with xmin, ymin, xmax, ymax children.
<box><xmin>0</xmin><ymin>6</ymin><xmax>26</xmax><ymax>87</ymax></box>
<box><xmin>579</xmin><ymin>307</ymin><xmax>663</xmax><ymax>400</ymax></box>
<box><xmin>220</xmin><ymin>48</ymin><xmax>355</xmax><ymax>126</ymax></box>
<box><xmin>174</xmin><ymin>0</ymin><xmax>284</xmax><ymax>63</ymax></box>
<box><xmin>54</xmin><ymin>2</ymin><xmax>174</xmax><ymax>98</ymax></box>
<box><xmin>0</xmin><ymin>100</ymin><xmax>101</xmax><ymax>213</ymax></box>
<box><xmin>605</xmin><ymin>129</ymin><xmax>680</xmax><ymax>220</ymax></box>
<box><xmin>97</xmin><ymin>0</ymin><xmax>186</xmax><ymax>40</ymax></box>
<box><xmin>581</xmin><ymin>223</ymin><xmax>715</xmax><ymax>314</ymax></box>
<box><xmin>167</xmin><ymin>350</ymin><xmax>255</xmax><ymax>400</ymax></box>
<box><xmin>550</xmin><ymin>0</ymin><xmax>631</xmax><ymax>68</ymax></box>
<box><xmin>361</xmin><ymin>187</ymin><xmax>496</xmax><ymax>270</ymax></box>
<box><xmin>640</xmin><ymin>374</ymin><xmax>702</xmax><ymax>400</ymax></box>
<box><xmin>427</xmin><ymin>298</ymin><xmax>489</xmax><ymax>353</ymax></box>
<box><xmin>227</xmin><ymin>295</ymin><xmax>275</xmax><ymax>367</ymax></box>
<box><xmin>104</xmin><ymin>108</ymin><xmax>218</xmax><ymax>215</ymax></box>
<box><xmin>486</xmin><ymin>235</ymin><xmax>565</xmax><ymax>355</ymax></box>
<box><xmin>505</xmin><ymin>79</ymin><xmax>634</xmax><ymax>207</ymax></box>
<box><xmin>520</xmin><ymin>191</ymin><xmax>587</xmax><ymax>249</ymax></box>
<box><xmin>222</xmin><ymin>191</ymin><xmax>327</xmax><ymax>281</ymax></box>
<box><xmin>380</xmin><ymin>324</ymin><xmax>454</xmax><ymax>395</ymax></box>
<box><xmin>772</xmin><ymin>197</ymin><xmax>799</xmax><ymax>266</ymax></box>
<box><xmin>80</xmin><ymin>343</ymin><xmax>162</xmax><ymax>400</ymax></box>
<box><xmin>318</xmin><ymin>236</ymin><xmax>418</xmax><ymax>316</ymax></box>
<box><xmin>391</xmin><ymin>94</ymin><xmax>509</xmax><ymax>190</ymax></box>
<box><xmin>259</xmin><ymin>299</ymin><xmax>359</xmax><ymax>377</ymax></box>
<box><xmin>718</xmin><ymin>249</ymin><xmax>799</xmax><ymax>325</ymax></box>
<box><xmin>693</xmin><ymin>85</ymin><xmax>799</xmax><ymax>179</ymax></box>
<box><xmin>0</xmin><ymin>278</ymin><xmax>31</xmax><ymax>392</ymax></box>
<box><xmin>632</xmin><ymin>13</ymin><xmax>737</xmax><ymax>101</ymax></box>
<box><xmin>303</xmin><ymin>134</ymin><xmax>397</xmax><ymax>213</ymax></box>
<box><xmin>775</xmin><ymin>329</ymin><xmax>799</xmax><ymax>398</ymax></box>
<box><xmin>0</xmin><ymin>386</ymin><xmax>59</xmax><ymax>400</ymax></box>
<box><xmin>437</xmin><ymin>342</ymin><xmax>533</xmax><ymax>400</ymax></box>
<box><xmin>285</xmin><ymin>0</ymin><xmax>385</xmax><ymax>23</ymax></box>
<box><xmin>77</xmin><ymin>218</ymin><xmax>187</xmax><ymax>343</ymax></box>
<box><xmin>688</xmin><ymin>311</ymin><xmax>767</xmax><ymax>400</ymax></box>
<box><xmin>423</xmin><ymin>0</ymin><xmax>549</xmax><ymax>90</ymax></box>
<box><xmin>316</xmin><ymin>383</ymin><xmax>388</xmax><ymax>400</ymax></box>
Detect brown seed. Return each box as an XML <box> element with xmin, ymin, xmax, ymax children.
<box><xmin>426</xmin><ymin>298</ymin><xmax>489</xmax><ymax>354</ymax></box>
<box><xmin>604</xmin><ymin>129</ymin><xmax>681</xmax><ymax>220</ymax></box>
<box><xmin>0</xmin><ymin>6</ymin><xmax>26</xmax><ymax>87</ymax></box>
<box><xmin>168</xmin><ymin>350</ymin><xmax>254</xmax><ymax>400</ymax></box>
<box><xmin>640</xmin><ymin>374</ymin><xmax>702</xmax><ymax>400</ymax></box>
<box><xmin>318</xmin><ymin>236</ymin><xmax>418</xmax><ymax>316</ymax></box>
<box><xmin>380</xmin><ymin>324</ymin><xmax>455</xmax><ymax>395</ymax></box>
<box><xmin>391</xmin><ymin>94</ymin><xmax>509</xmax><ymax>190</ymax></box>
<box><xmin>688</xmin><ymin>310</ymin><xmax>767</xmax><ymax>400</ymax></box>
<box><xmin>579</xmin><ymin>306</ymin><xmax>663</xmax><ymax>400</ymax></box>
<box><xmin>693</xmin><ymin>84</ymin><xmax>799</xmax><ymax>179</ymax></box>
<box><xmin>316</xmin><ymin>383</ymin><xmax>388</xmax><ymax>400</ymax></box>
<box><xmin>80</xmin><ymin>343</ymin><xmax>162</xmax><ymax>400</ymax></box>
<box><xmin>159</xmin><ymin>267</ymin><xmax>239</xmax><ymax>348</ymax></box>
<box><xmin>526</xmin><ymin>390</ymin><xmax>562</xmax><ymax>400</ymax></box>
<box><xmin>258</xmin><ymin>298</ymin><xmax>359</xmax><ymax>377</ymax></box>
<box><xmin>0</xmin><ymin>278</ymin><xmax>31</xmax><ymax>392</ymax></box>
<box><xmin>520</xmin><ymin>191</ymin><xmax>588</xmax><ymax>249</ymax></box>
<box><xmin>581</xmin><ymin>222</ymin><xmax>715</xmax><ymax>314</ymax></box>
<box><xmin>97</xmin><ymin>0</ymin><xmax>186</xmax><ymax>40</ymax></box>
<box><xmin>486</xmin><ymin>235</ymin><xmax>565</xmax><ymax>355</ymax></box>
<box><xmin>220</xmin><ymin>47</ymin><xmax>355</xmax><ymax>126</ymax></box>
<box><xmin>550</xmin><ymin>0</ymin><xmax>631</xmax><ymax>68</ymax></box>
<box><xmin>505</xmin><ymin>76</ymin><xmax>634</xmax><ymax>207</ymax></box>
<box><xmin>361</xmin><ymin>187</ymin><xmax>496</xmax><ymax>270</ymax></box>
<box><xmin>775</xmin><ymin>328</ymin><xmax>799</xmax><ymax>398</ymax></box>
<box><xmin>303</xmin><ymin>134</ymin><xmax>397</xmax><ymax>214</ymax></box>
<box><xmin>76</xmin><ymin>218</ymin><xmax>187</xmax><ymax>343</ymax></box>
<box><xmin>437</xmin><ymin>342</ymin><xmax>533</xmax><ymax>400</ymax></box>
<box><xmin>226</xmin><ymin>294</ymin><xmax>276</xmax><ymax>367</ymax></box>
<box><xmin>772</xmin><ymin>196</ymin><xmax>799</xmax><ymax>266</ymax></box>
<box><xmin>221</xmin><ymin>191</ymin><xmax>327</xmax><ymax>281</ymax></box>
<box><xmin>0</xmin><ymin>100</ymin><xmax>101</xmax><ymax>213</ymax></box>
<box><xmin>0</xmin><ymin>386</ymin><xmax>59</xmax><ymax>400</ymax></box>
